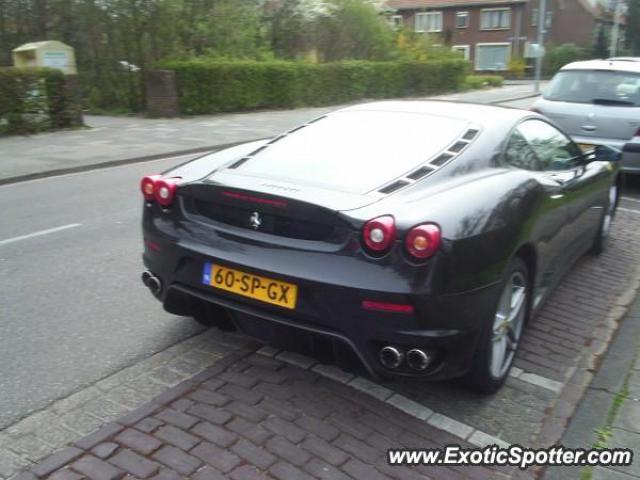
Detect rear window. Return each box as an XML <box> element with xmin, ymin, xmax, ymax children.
<box><xmin>233</xmin><ymin>111</ymin><xmax>469</xmax><ymax>193</ymax></box>
<box><xmin>545</xmin><ymin>69</ymin><xmax>640</xmax><ymax>107</ymax></box>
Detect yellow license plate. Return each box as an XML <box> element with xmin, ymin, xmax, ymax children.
<box><xmin>202</xmin><ymin>263</ymin><xmax>298</xmax><ymax>309</ymax></box>
<box><xmin>578</xmin><ymin>143</ymin><xmax>596</xmax><ymax>153</ymax></box>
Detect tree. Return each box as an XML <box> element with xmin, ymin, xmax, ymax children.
<box><xmin>315</xmin><ymin>0</ymin><xmax>395</xmax><ymax>61</ymax></box>
<box><xmin>626</xmin><ymin>0</ymin><xmax>640</xmax><ymax>55</ymax></box>
<box><xmin>266</xmin><ymin>0</ymin><xmax>335</xmax><ymax>59</ymax></box>
<box><xmin>592</xmin><ymin>25</ymin><xmax>609</xmax><ymax>58</ymax></box>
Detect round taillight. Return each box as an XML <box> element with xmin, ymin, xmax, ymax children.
<box><xmin>140</xmin><ymin>175</ymin><xmax>161</xmax><ymax>201</ymax></box>
<box><xmin>363</xmin><ymin>215</ymin><xmax>396</xmax><ymax>254</ymax></box>
<box><xmin>154</xmin><ymin>177</ymin><xmax>180</xmax><ymax>207</ymax></box>
<box><xmin>405</xmin><ymin>224</ymin><xmax>441</xmax><ymax>260</ymax></box>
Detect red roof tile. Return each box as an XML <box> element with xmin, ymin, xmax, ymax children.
<box><xmin>388</xmin><ymin>0</ymin><xmax>524</xmax><ymax>8</ymax></box>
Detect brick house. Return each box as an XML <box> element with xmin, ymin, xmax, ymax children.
<box><xmin>386</xmin><ymin>0</ymin><xmax>610</xmax><ymax>72</ymax></box>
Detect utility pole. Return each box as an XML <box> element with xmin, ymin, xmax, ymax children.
<box><xmin>609</xmin><ymin>0</ymin><xmax>624</xmax><ymax>57</ymax></box>
<box><xmin>534</xmin><ymin>0</ymin><xmax>547</xmax><ymax>93</ymax></box>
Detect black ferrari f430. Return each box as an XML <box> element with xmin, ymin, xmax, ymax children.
<box><xmin>140</xmin><ymin>101</ymin><xmax>620</xmax><ymax>393</ymax></box>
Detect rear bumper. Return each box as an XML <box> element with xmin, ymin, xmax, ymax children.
<box><xmin>142</xmin><ymin>236</ymin><xmax>501</xmax><ymax>381</ymax></box>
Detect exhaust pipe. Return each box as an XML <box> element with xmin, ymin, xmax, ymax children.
<box><xmin>379</xmin><ymin>346</ymin><xmax>404</xmax><ymax>369</ymax></box>
<box><xmin>406</xmin><ymin>349</ymin><xmax>431</xmax><ymax>371</ymax></box>
<box><xmin>141</xmin><ymin>270</ymin><xmax>162</xmax><ymax>295</ymax></box>
<box><xmin>141</xmin><ymin>270</ymin><xmax>152</xmax><ymax>286</ymax></box>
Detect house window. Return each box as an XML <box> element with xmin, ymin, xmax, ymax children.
<box><xmin>452</xmin><ymin>45</ymin><xmax>470</xmax><ymax>60</ymax></box>
<box><xmin>456</xmin><ymin>12</ymin><xmax>469</xmax><ymax>28</ymax></box>
<box><xmin>545</xmin><ymin>11</ymin><xmax>553</xmax><ymax>27</ymax></box>
<box><xmin>415</xmin><ymin>12</ymin><xmax>443</xmax><ymax>33</ymax></box>
<box><xmin>390</xmin><ymin>15</ymin><xmax>404</xmax><ymax>29</ymax></box>
<box><xmin>475</xmin><ymin>43</ymin><xmax>511</xmax><ymax>70</ymax></box>
<box><xmin>480</xmin><ymin>8</ymin><xmax>511</xmax><ymax>29</ymax></box>
<box><xmin>531</xmin><ymin>8</ymin><xmax>538</xmax><ymax>26</ymax></box>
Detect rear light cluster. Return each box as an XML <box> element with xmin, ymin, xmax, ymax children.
<box><xmin>140</xmin><ymin>175</ymin><xmax>181</xmax><ymax>207</ymax></box>
<box><xmin>362</xmin><ymin>216</ymin><xmax>441</xmax><ymax>261</ymax></box>
<box><xmin>405</xmin><ymin>224</ymin><xmax>441</xmax><ymax>259</ymax></box>
<box><xmin>362</xmin><ymin>215</ymin><xmax>396</xmax><ymax>253</ymax></box>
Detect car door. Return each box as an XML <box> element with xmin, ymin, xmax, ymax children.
<box><xmin>503</xmin><ymin>124</ymin><xmax>573</xmax><ymax>299</ymax></box>
<box><xmin>517</xmin><ymin>119</ymin><xmax>607</xmax><ymax>261</ymax></box>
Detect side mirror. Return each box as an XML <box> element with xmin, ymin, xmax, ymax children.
<box><xmin>594</xmin><ymin>145</ymin><xmax>622</xmax><ymax>163</ymax></box>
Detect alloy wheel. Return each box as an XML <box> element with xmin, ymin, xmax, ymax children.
<box><xmin>489</xmin><ymin>271</ymin><xmax>527</xmax><ymax>379</ymax></box>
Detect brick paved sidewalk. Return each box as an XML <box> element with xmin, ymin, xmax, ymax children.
<box><xmin>14</xmin><ymin>349</ymin><xmax>511</xmax><ymax>480</ymax></box>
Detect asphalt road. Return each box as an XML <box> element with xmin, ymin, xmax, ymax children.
<box><xmin>2</xmin><ymin>89</ymin><xmax>638</xmax><ymax>431</ymax></box>
<box><xmin>0</xmin><ymin>155</ymin><xmax>203</xmax><ymax>429</ymax></box>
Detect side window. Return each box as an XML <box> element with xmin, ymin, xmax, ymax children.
<box><xmin>517</xmin><ymin>120</ymin><xmax>582</xmax><ymax>171</ymax></box>
<box><xmin>504</xmin><ymin>129</ymin><xmax>543</xmax><ymax>170</ymax></box>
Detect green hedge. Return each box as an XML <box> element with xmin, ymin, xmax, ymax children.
<box><xmin>543</xmin><ymin>44</ymin><xmax>590</xmax><ymax>76</ymax></box>
<box><xmin>0</xmin><ymin>67</ymin><xmax>83</xmax><ymax>134</ymax></box>
<box><xmin>158</xmin><ymin>59</ymin><xmax>470</xmax><ymax>114</ymax></box>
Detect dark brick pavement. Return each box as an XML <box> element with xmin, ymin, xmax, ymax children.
<box><xmin>16</xmin><ymin>351</ymin><xmax>512</xmax><ymax>480</ymax></box>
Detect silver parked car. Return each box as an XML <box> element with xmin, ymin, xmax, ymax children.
<box><xmin>532</xmin><ymin>59</ymin><xmax>640</xmax><ymax>173</ymax></box>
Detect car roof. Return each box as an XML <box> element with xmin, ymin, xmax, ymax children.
<box><xmin>607</xmin><ymin>57</ymin><xmax>640</xmax><ymax>62</ymax></box>
<box><xmin>560</xmin><ymin>59</ymin><xmax>640</xmax><ymax>73</ymax></box>
<box><xmin>337</xmin><ymin>100</ymin><xmax>528</xmax><ymax>128</ymax></box>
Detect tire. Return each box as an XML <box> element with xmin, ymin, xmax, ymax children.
<box><xmin>464</xmin><ymin>257</ymin><xmax>530</xmax><ymax>394</ymax></box>
<box><xmin>590</xmin><ymin>182</ymin><xmax>618</xmax><ymax>255</ymax></box>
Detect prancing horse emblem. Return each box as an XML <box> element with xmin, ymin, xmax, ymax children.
<box><xmin>249</xmin><ymin>211</ymin><xmax>262</xmax><ymax>230</ymax></box>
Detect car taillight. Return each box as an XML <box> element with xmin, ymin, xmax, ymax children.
<box><xmin>140</xmin><ymin>175</ymin><xmax>181</xmax><ymax>207</ymax></box>
<box><xmin>405</xmin><ymin>224</ymin><xmax>441</xmax><ymax>260</ymax></box>
<box><xmin>154</xmin><ymin>177</ymin><xmax>180</xmax><ymax>207</ymax></box>
<box><xmin>363</xmin><ymin>215</ymin><xmax>396</xmax><ymax>254</ymax></box>
<box><xmin>140</xmin><ymin>175</ymin><xmax>161</xmax><ymax>201</ymax></box>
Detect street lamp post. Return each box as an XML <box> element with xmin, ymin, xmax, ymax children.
<box><xmin>534</xmin><ymin>0</ymin><xmax>547</xmax><ymax>93</ymax></box>
<box><xmin>609</xmin><ymin>0</ymin><xmax>624</xmax><ymax>57</ymax></box>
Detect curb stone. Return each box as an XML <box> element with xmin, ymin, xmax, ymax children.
<box><xmin>0</xmin><ymin>331</ymin><xmax>257</xmax><ymax>480</ymax></box>
<box><xmin>257</xmin><ymin>348</ymin><xmax>513</xmax><ymax>449</ymax></box>
<box><xmin>535</xmin><ymin>264</ymin><xmax>640</xmax><ymax>450</ymax></box>
<box><xmin>0</xmin><ymin>140</ymin><xmax>262</xmax><ymax>187</ymax></box>
<box><xmin>11</xmin><ymin>348</ymin><xmax>508</xmax><ymax>480</ymax></box>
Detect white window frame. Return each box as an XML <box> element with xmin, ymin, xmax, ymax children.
<box><xmin>452</xmin><ymin>44</ymin><xmax>471</xmax><ymax>60</ymax></box>
<box><xmin>456</xmin><ymin>11</ymin><xmax>469</xmax><ymax>28</ymax></box>
<box><xmin>475</xmin><ymin>42</ymin><xmax>512</xmax><ymax>71</ymax></box>
<box><xmin>390</xmin><ymin>15</ymin><xmax>404</xmax><ymax>29</ymax></box>
<box><xmin>415</xmin><ymin>11</ymin><xmax>443</xmax><ymax>33</ymax></box>
<box><xmin>480</xmin><ymin>8</ymin><xmax>511</xmax><ymax>30</ymax></box>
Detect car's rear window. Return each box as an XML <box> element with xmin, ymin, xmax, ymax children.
<box><xmin>545</xmin><ymin>69</ymin><xmax>640</xmax><ymax>107</ymax></box>
<box><xmin>233</xmin><ymin>110</ymin><xmax>468</xmax><ymax>193</ymax></box>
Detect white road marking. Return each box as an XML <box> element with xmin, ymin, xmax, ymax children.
<box><xmin>0</xmin><ymin>223</ymin><xmax>82</xmax><ymax>246</ymax></box>
<box><xmin>621</xmin><ymin>196</ymin><xmax>640</xmax><ymax>204</ymax></box>
<box><xmin>618</xmin><ymin>207</ymin><xmax>640</xmax><ymax>215</ymax></box>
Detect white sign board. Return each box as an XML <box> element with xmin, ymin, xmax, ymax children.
<box><xmin>525</xmin><ymin>43</ymin><xmax>546</xmax><ymax>59</ymax></box>
<box><xmin>42</xmin><ymin>51</ymin><xmax>69</xmax><ymax>70</ymax></box>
